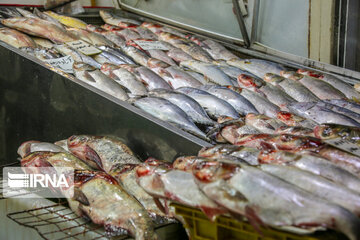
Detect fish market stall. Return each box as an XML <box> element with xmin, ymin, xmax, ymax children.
<box><xmin>1</xmin><ymin>1</ymin><xmax>360</xmax><ymax>240</ymax></box>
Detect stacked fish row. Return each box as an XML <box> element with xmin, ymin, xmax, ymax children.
<box><xmin>2</xmin><ymin>8</ymin><xmax>360</xmax><ymax>140</ymax></box>
<box><xmin>17</xmin><ymin>132</ymin><xmax>360</xmax><ymax>240</ymax></box>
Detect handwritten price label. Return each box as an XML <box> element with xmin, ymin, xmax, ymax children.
<box><xmin>325</xmin><ymin>138</ymin><xmax>360</xmax><ymax>157</ymax></box>
<box><xmin>133</xmin><ymin>40</ymin><xmax>169</xmax><ymax>50</ymax></box>
<box><xmin>66</xmin><ymin>40</ymin><xmax>101</xmax><ymax>55</ymax></box>
<box><xmin>44</xmin><ymin>55</ymin><xmax>74</xmax><ymax>73</ymax></box>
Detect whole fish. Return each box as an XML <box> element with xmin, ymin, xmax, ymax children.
<box><xmin>67</xmin><ymin>135</ymin><xmax>141</xmax><ymax>172</ymax></box>
<box><xmin>287</xmin><ymin>102</ymin><xmax>360</xmax><ymax>127</ymax></box>
<box><xmin>0</xmin><ymin>8</ymin><xmax>22</xmax><ymax>18</ymax></box>
<box><xmin>159</xmin><ymin>32</ymin><xmax>213</xmax><ymax>63</ymax></box>
<box><xmin>258</xmin><ymin>150</ymin><xmax>360</xmax><ymax>194</ymax></box>
<box><xmin>218</xmin><ymin>65</ymin><xmax>258</xmax><ymax>80</ymax></box>
<box><xmin>165</xmin><ymin>66</ymin><xmax>203</xmax><ymax>88</ymax></box>
<box><xmin>227</xmin><ymin>59</ymin><xmax>286</xmax><ymax>79</ymax></box>
<box><xmin>180</xmin><ymin>60</ymin><xmax>233</xmax><ymax>85</ymax></box>
<box><xmin>274</xmin><ymin>126</ymin><xmax>315</xmax><ymax>137</ymax></box>
<box><xmin>73</xmin><ymin>170</ymin><xmax>158</xmax><ymax>239</ymax></box>
<box><xmin>101</xmin><ymin>63</ymin><xmax>147</xmax><ymax>96</ymax></box>
<box><xmin>97</xmin><ymin>45</ymin><xmax>135</xmax><ymax>64</ymax></box>
<box><xmin>32</xmin><ymin>37</ymin><xmax>53</xmax><ymax>49</ymax></box>
<box><xmin>298</xmin><ymin>69</ymin><xmax>360</xmax><ymax>99</ymax></box>
<box><xmin>281</xmin><ymin>71</ymin><xmax>346</xmax><ymax>100</ymax></box>
<box><xmin>176</xmin><ymin>87</ymin><xmax>240</xmax><ymax>120</ymax></box>
<box><xmin>314</xmin><ymin>124</ymin><xmax>360</xmax><ymax>144</ymax></box>
<box><xmin>0</xmin><ymin>27</ymin><xmax>37</xmax><ymax>48</ymax></box>
<box><xmin>99</xmin><ymin>10</ymin><xmax>141</xmax><ymax>28</ymax></box>
<box><xmin>261</xmin><ymin>164</ymin><xmax>360</xmax><ymax>216</ymax></box>
<box><xmin>118</xmin><ymin>28</ymin><xmax>141</xmax><ymax>41</ymax></box>
<box><xmin>245</xmin><ymin>113</ymin><xmax>286</xmax><ymax>134</ymax></box>
<box><xmin>192</xmin><ymin>160</ymin><xmax>360</xmax><ymax>240</ymax></box>
<box><xmin>149</xmin><ymin>89</ymin><xmax>214</xmax><ymax>126</ymax></box>
<box><xmin>264</xmin><ymin>73</ymin><xmax>319</xmax><ymax>102</ymax></box>
<box><xmin>141</xmin><ymin>22</ymin><xmax>187</xmax><ymax>38</ymax></box>
<box><xmin>33</xmin><ymin>8</ymin><xmax>66</xmax><ymax>30</ymax></box>
<box><xmin>166</xmin><ymin>48</ymin><xmax>193</xmax><ymax>62</ymax></box>
<box><xmin>17</xmin><ymin>140</ymin><xmax>67</xmax><ymax>158</ymax></box>
<box><xmin>322</xmin><ymin>99</ymin><xmax>360</xmax><ymax>115</ymax></box>
<box><xmin>213</xmin><ymin>120</ymin><xmax>261</xmax><ymax>144</ymax></box>
<box><xmin>93</xmin><ymin>50</ymin><xmax>128</xmax><ymax>66</ymax></box>
<box><xmin>44</xmin><ymin>11</ymin><xmax>87</xmax><ymax>29</ymax></box>
<box><xmin>198</xmin><ymin>85</ymin><xmax>258</xmax><ymax>116</ymax></box>
<box><xmin>135</xmin><ymin>26</ymin><xmax>158</xmax><ymax>40</ymax></box>
<box><xmin>54</xmin><ymin>44</ymin><xmax>101</xmax><ymax>68</ymax></box>
<box><xmin>145</xmin><ymin>58</ymin><xmax>175</xmax><ymax>85</ymax></box>
<box><xmin>22</xmin><ymin>47</ymin><xmax>62</xmax><ymax>61</ymax></box>
<box><xmin>16</xmin><ymin>8</ymin><xmax>38</xmax><ymax>18</ymax></box>
<box><xmin>239</xmin><ymin>89</ymin><xmax>281</xmax><ymax>118</ymax></box>
<box><xmin>147</xmin><ymin>49</ymin><xmax>176</xmax><ymax>66</ymax></box>
<box><xmin>87</xmin><ymin>24</ymin><xmax>127</xmax><ymax>48</ymax></box>
<box><xmin>316</xmin><ymin>101</ymin><xmax>360</xmax><ymax>122</ymax></box>
<box><xmin>73</xmin><ymin>62</ymin><xmax>129</xmax><ymax>101</ymax></box>
<box><xmin>200</xmin><ymin>39</ymin><xmax>238</xmax><ymax>61</ymax></box>
<box><xmin>276</xmin><ymin>111</ymin><xmax>317</xmax><ymax>128</ymax></box>
<box><xmin>120</xmin><ymin>44</ymin><xmax>150</xmax><ymax>66</ymax></box>
<box><xmin>1</xmin><ymin>17</ymin><xmax>77</xmax><ymax>43</ymax></box>
<box><xmin>134</xmin><ymin>97</ymin><xmax>206</xmax><ymax>138</ymax></box>
<box><xmin>67</xmin><ymin>28</ymin><xmax>114</xmax><ymax>46</ymax></box>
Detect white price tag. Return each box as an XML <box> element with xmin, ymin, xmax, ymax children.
<box><xmin>66</xmin><ymin>40</ymin><xmax>101</xmax><ymax>55</ymax></box>
<box><xmin>325</xmin><ymin>138</ymin><xmax>360</xmax><ymax>157</ymax></box>
<box><xmin>133</xmin><ymin>40</ymin><xmax>169</xmax><ymax>50</ymax></box>
<box><xmin>44</xmin><ymin>55</ymin><xmax>74</xmax><ymax>73</ymax></box>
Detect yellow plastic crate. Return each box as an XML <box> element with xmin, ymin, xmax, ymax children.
<box><xmin>171</xmin><ymin>203</ymin><xmax>347</xmax><ymax>240</ymax></box>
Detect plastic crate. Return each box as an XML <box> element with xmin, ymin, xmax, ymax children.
<box><xmin>171</xmin><ymin>203</ymin><xmax>347</xmax><ymax>240</ymax></box>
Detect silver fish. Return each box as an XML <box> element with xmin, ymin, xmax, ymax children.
<box><xmin>16</xmin><ymin>8</ymin><xmax>38</xmax><ymax>18</ymax></box>
<box><xmin>147</xmin><ymin>49</ymin><xmax>176</xmax><ymax>66</ymax></box>
<box><xmin>218</xmin><ymin>65</ymin><xmax>258</xmax><ymax>80</ymax></box>
<box><xmin>0</xmin><ymin>27</ymin><xmax>37</xmax><ymax>48</ymax></box>
<box><xmin>129</xmin><ymin>65</ymin><xmax>172</xmax><ymax>90</ymax></box>
<box><xmin>165</xmin><ymin>66</ymin><xmax>203</xmax><ymax>88</ymax></box>
<box><xmin>200</xmin><ymin>39</ymin><xmax>238</xmax><ymax>61</ymax></box>
<box><xmin>316</xmin><ymin>101</ymin><xmax>360</xmax><ymax>122</ymax></box>
<box><xmin>73</xmin><ymin>63</ymin><xmax>129</xmax><ymax>101</ymax></box>
<box><xmin>120</xmin><ymin>44</ymin><xmax>150</xmax><ymax>66</ymax></box>
<box><xmin>134</xmin><ymin>97</ymin><xmax>206</xmax><ymax>138</ymax></box>
<box><xmin>135</xmin><ymin>26</ymin><xmax>158</xmax><ymax>40</ymax></box>
<box><xmin>240</xmin><ymin>89</ymin><xmax>281</xmax><ymax>118</ymax></box>
<box><xmin>245</xmin><ymin>113</ymin><xmax>286</xmax><ymax>134</ymax></box>
<box><xmin>281</xmin><ymin>71</ymin><xmax>346</xmax><ymax>100</ymax></box>
<box><xmin>166</xmin><ymin>48</ymin><xmax>193</xmax><ymax>62</ymax></box>
<box><xmin>98</xmin><ymin>45</ymin><xmax>135</xmax><ymax>64</ymax></box>
<box><xmin>118</xmin><ymin>28</ymin><xmax>141</xmax><ymax>41</ymax></box>
<box><xmin>227</xmin><ymin>59</ymin><xmax>286</xmax><ymax>79</ymax></box>
<box><xmin>322</xmin><ymin>99</ymin><xmax>360</xmax><ymax>115</ymax></box>
<box><xmin>17</xmin><ymin>140</ymin><xmax>67</xmax><ymax>158</ymax></box>
<box><xmin>287</xmin><ymin>102</ymin><xmax>360</xmax><ymax>127</ymax></box>
<box><xmin>33</xmin><ymin>8</ymin><xmax>66</xmax><ymax>30</ymax></box>
<box><xmin>276</xmin><ymin>111</ymin><xmax>317</xmax><ymax>129</ymax></box>
<box><xmin>180</xmin><ymin>60</ymin><xmax>233</xmax><ymax>85</ymax></box>
<box><xmin>149</xmin><ymin>89</ymin><xmax>214</xmax><ymax>126</ymax></box>
<box><xmin>67</xmin><ymin>28</ymin><xmax>114</xmax><ymax>47</ymax></box>
<box><xmin>54</xmin><ymin>44</ymin><xmax>101</xmax><ymax>69</ymax></box>
<box><xmin>257</xmin><ymin>83</ymin><xmax>297</xmax><ymax>111</ymax></box>
<box><xmin>99</xmin><ymin>10</ymin><xmax>141</xmax><ymax>26</ymax></box>
<box><xmin>93</xmin><ymin>50</ymin><xmax>128</xmax><ymax>66</ymax></box>
<box><xmin>198</xmin><ymin>85</ymin><xmax>258</xmax><ymax>116</ymax></box>
<box><xmin>177</xmin><ymin>87</ymin><xmax>240</xmax><ymax>120</ymax></box>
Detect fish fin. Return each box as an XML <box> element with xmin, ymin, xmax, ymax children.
<box><xmin>85</xmin><ymin>145</ymin><xmax>104</xmax><ymax>170</ymax></box>
<box><xmin>245</xmin><ymin>205</ymin><xmax>266</xmax><ymax>236</ymax></box>
<box><xmin>153</xmin><ymin>197</ymin><xmax>168</xmax><ymax>215</ymax></box>
<box><xmin>200</xmin><ymin>206</ymin><xmax>226</xmax><ymax>222</ymax></box>
<box><xmin>73</xmin><ymin>187</ymin><xmax>90</xmax><ymax>206</ymax></box>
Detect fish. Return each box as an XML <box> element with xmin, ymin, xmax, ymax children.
<box><xmin>121</xmin><ymin>65</ymin><xmax>171</xmax><ymax>90</ymax></box>
<box><xmin>149</xmin><ymin>89</ymin><xmax>214</xmax><ymax>126</ymax></box>
<box><xmin>0</xmin><ymin>8</ymin><xmax>22</xmax><ymax>18</ymax></box>
<box><xmin>314</xmin><ymin>124</ymin><xmax>360</xmax><ymax>144</ymax></box>
<box><xmin>184</xmin><ymin>70</ymin><xmax>210</xmax><ymax>85</ymax></box>
<box><xmin>176</xmin><ymin>87</ymin><xmax>240</xmax><ymax>120</ymax></box>
<box><xmin>281</xmin><ymin>71</ymin><xmax>346</xmax><ymax>100</ymax></box>
<box><xmin>245</xmin><ymin>113</ymin><xmax>286</xmax><ymax>134</ymax></box>
<box><xmin>198</xmin><ymin>85</ymin><xmax>258</xmax><ymax>116</ymax></box>
<box><xmin>44</xmin><ymin>11</ymin><xmax>87</xmax><ymax>29</ymax></box>
<box><xmin>165</xmin><ymin>66</ymin><xmax>203</xmax><ymax>88</ymax></box>
<box><xmin>135</xmin><ymin>26</ymin><xmax>158</xmax><ymax>40</ymax></box>
<box><xmin>144</xmin><ymin>58</ymin><xmax>175</xmax><ymax>85</ymax></box>
<box><xmin>67</xmin><ymin>135</ymin><xmax>141</xmax><ymax>172</ymax></box>
<box><xmin>67</xmin><ymin>28</ymin><xmax>114</xmax><ymax>46</ymax></box>
<box><xmin>31</xmin><ymin>37</ymin><xmax>54</xmax><ymax>49</ymax></box>
<box><xmin>166</xmin><ymin>48</ymin><xmax>193</xmax><ymax>62</ymax></box>
<box><xmin>134</xmin><ymin>97</ymin><xmax>206</xmax><ymax>138</ymax></box>
<box><xmin>73</xmin><ymin>62</ymin><xmax>129</xmax><ymax>101</ymax></box>
<box><xmin>99</xmin><ymin>10</ymin><xmax>141</xmax><ymax>28</ymax></box>
<box><xmin>120</xmin><ymin>44</ymin><xmax>150</xmax><ymax>66</ymax></box>
<box><xmin>33</xmin><ymin>8</ymin><xmax>66</xmax><ymax>30</ymax></box>
<box><xmin>97</xmin><ymin>45</ymin><xmax>135</xmax><ymax>64</ymax></box>
<box><xmin>101</xmin><ymin>63</ymin><xmax>147</xmax><ymax>96</ymax></box>
<box><xmin>92</xmin><ymin>50</ymin><xmax>128</xmax><ymax>66</ymax></box>
<box><xmin>141</xmin><ymin>22</ymin><xmax>188</xmax><ymax>38</ymax></box>
<box><xmin>21</xmin><ymin>47</ymin><xmax>62</xmax><ymax>61</ymax></box>
<box><xmin>264</xmin><ymin>73</ymin><xmax>320</xmax><ymax>102</ymax></box>
<box><xmin>218</xmin><ymin>65</ymin><xmax>258</xmax><ymax>80</ymax></box>
<box><xmin>260</xmin><ymin>164</ymin><xmax>360</xmax><ymax>216</ymax></box>
<box><xmin>298</xmin><ymin>69</ymin><xmax>360</xmax><ymax>100</ymax></box>
<box><xmin>180</xmin><ymin>60</ymin><xmax>233</xmax><ymax>85</ymax></box>
<box><xmin>16</xmin><ymin>8</ymin><xmax>38</xmax><ymax>18</ymax></box>
<box><xmin>118</xmin><ymin>28</ymin><xmax>141</xmax><ymax>41</ymax></box>
<box><xmin>192</xmin><ymin>160</ymin><xmax>360</xmax><ymax>240</ymax></box>
<box><xmin>322</xmin><ymin>99</ymin><xmax>360</xmax><ymax>115</ymax></box>
<box><xmin>54</xmin><ymin>44</ymin><xmax>101</xmax><ymax>68</ymax></box>
<box><xmin>54</xmin><ymin>139</ymin><xmax>70</xmax><ymax>152</ymax></box>
<box><xmin>258</xmin><ymin>150</ymin><xmax>360</xmax><ymax>194</ymax></box>
<box><xmin>200</xmin><ymin>39</ymin><xmax>238</xmax><ymax>61</ymax></box>
<box><xmin>73</xmin><ymin>170</ymin><xmax>158</xmax><ymax>239</ymax></box>
<box><xmin>87</xmin><ymin>24</ymin><xmax>128</xmax><ymax>48</ymax></box>
<box><xmin>159</xmin><ymin>32</ymin><xmax>213</xmax><ymax>63</ymax></box>
<box><xmin>276</xmin><ymin>111</ymin><xmax>317</xmax><ymax>128</ymax></box>
<box><xmin>274</xmin><ymin>126</ymin><xmax>315</xmax><ymax>137</ymax></box>
<box><xmin>17</xmin><ymin>140</ymin><xmax>67</xmax><ymax>157</ymax></box>
<box><xmin>0</xmin><ymin>27</ymin><xmax>37</xmax><ymax>48</ymax></box>
<box><xmin>316</xmin><ymin>101</ymin><xmax>360</xmax><ymax>122</ymax></box>
<box><xmin>239</xmin><ymin>89</ymin><xmax>281</xmax><ymax>118</ymax></box>
<box><xmin>198</xmin><ymin>145</ymin><xmax>260</xmax><ymax>166</ymax></box>
<box><xmin>287</xmin><ymin>102</ymin><xmax>360</xmax><ymax>127</ymax></box>
<box><xmin>227</xmin><ymin>59</ymin><xmax>286</xmax><ymax>79</ymax></box>
<box><xmin>1</xmin><ymin>17</ymin><xmax>77</xmax><ymax>43</ymax></box>
<box><xmin>109</xmin><ymin>164</ymin><xmax>172</xmax><ymax>221</ymax></box>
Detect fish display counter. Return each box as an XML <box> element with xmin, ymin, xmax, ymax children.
<box><xmin>1</xmin><ymin>3</ymin><xmax>360</xmax><ymax>240</ymax></box>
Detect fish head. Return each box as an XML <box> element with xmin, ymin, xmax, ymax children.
<box><xmin>276</xmin><ymin>111</ymin><xmax>305</xmax><ymax>126</ymax></box>
<box><xmin>297</xmin><ymin>69</ymin><xmax>323</xmax><ymax>79</ymax></box>
<box><xmin>173</xmin><ymin>156</ymin><xmax>207</xmax><ymax>171</ymax></box>
<box><xmin>268</xmin><ymin>134</ymin><xmax>323</xmax><ymax>152</ymax></box>
<box><xmin>73</xmin><ymin>62</ymin><xmax>95</xmax><ymax>71</ymax></box>
<box><xmin>258</xmin><ymin>149</ymin><xmax>298</xmax><ymax>164</ymax></box>
<box><xmin>263</xmin><ymin>73</ymin><xmax>284</xmax><ymax>84</ymax></box>
<box><xmin>198</xmin><ymin>145</ymin><xmax>244</xmax><ymax>158</ymax></box>
<box><xmin>17</xmin><ymin>140</ymin><xmax>41</xmax><ymax>158</ymax></box>
<box><xmin>280</xmin><ymin>71</ymin><xmax>303</xmax><ymax>81</ymax></box>
<box><xmin>234</xmin><ymin>134</ymin><xmax>272</xmax><ymax>149</ymax></box>
<box><xmin>246</xmin><ymin>113</ymin><xmax>269</xmax><ymax>122</ymax></box>
<box><xmin>100</xmin><ymin>62</ymin><xmax>118</xmax><ymax>75</ymax></box>
<box><xmin>20</xmin><ymin>152</ymin><xmax>55</xmax><ymax>168</ymax></box>
<box><xmin>314</xmin><ymin>124</ymin><xmax>354</xmax><ymax>140</ymax></box>
<box><xmin>225</xmin><ymin>85</ymin><xmax>243</xmax><ymax>94</ymax></box>
<box><xmin>237</xmin><ymin>74</ymin><xmax>264</xmax><ymax>90</ymax></box>
<box><xmin>192</xmin><ymin>160</ymin><xmax>238</xmax><ymax>183</ymax></box>
<box><xmin>147</xmin><ymin>58</ymin><xmax>170</xmax><ymax>69</ymax></box>
<box><xmin>67</xmin><ymin>135</ymin><xmax>97</xmax><ymax>161</ymax></box>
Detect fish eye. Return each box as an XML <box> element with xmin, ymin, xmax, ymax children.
<box><xmin>322</xmin><ymin>127</ymin><xmax>333</xmax><ymax>137</ymax></box>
